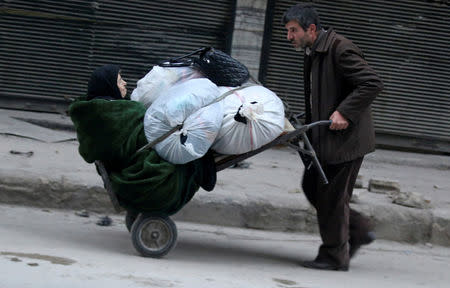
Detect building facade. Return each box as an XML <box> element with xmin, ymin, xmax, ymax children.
<box><xmin>0</xmin><ymin>0</ymin><xmax>449</xmax><ymax>153</ymax></box>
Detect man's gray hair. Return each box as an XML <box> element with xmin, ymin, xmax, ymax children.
<box><xmin>282</xmin><ymin>3</ymin><xmax>322</xmax><ymax>31</ymax></box>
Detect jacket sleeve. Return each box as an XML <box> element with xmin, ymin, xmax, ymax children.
<box><xmin>335</xmin><ymin>42</ymin><xmax>384</xmax><ymax>124</ymax></box>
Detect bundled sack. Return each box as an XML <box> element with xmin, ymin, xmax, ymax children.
<box><xmin>212</xmin><ymin>85</ymin><xmax>285</xmax><ymax>155</ymax></box>
<box><xmin>193</xmin><ymin>47</ymin><xmax>250</xmax><ymax>87</ymax></box>
<box><xmin>131</xmin><ymin>66</ymin><xmax>203</xmax><ymax>108</ymax></box>
<box><xmin>144</xmin><ymin>78</ymin><xmax>223</xmax><ymax>164</ymax></box>
<box><xmin>145</xmin><ymin>103</ymin><xmax>223</xmax><ymax>165</ymax></box>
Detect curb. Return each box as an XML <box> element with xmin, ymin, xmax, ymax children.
<box><xmin>174</xmin><ymin>194</ymin><xmax>318</xmax><ymax>234</ymax></box>
<box><xmin>0</xmin><ymin>175</ymin><xmax>115</xmax><ymax>213</ymax></box>
<box><xmin>1</xmin><ymin>174</ymin><xmax>449</xmax><ymax>247</ymax></box>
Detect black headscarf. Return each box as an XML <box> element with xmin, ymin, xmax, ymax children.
<box><xmin>87</xmin><ymin>64</ymin><xmax>122</xmax><ymax>100</ymax></box>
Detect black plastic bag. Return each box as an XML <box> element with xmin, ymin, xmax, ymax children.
<box><xmin>159</xmin><ymin>47</ymin><xmax>250</xmax><ymax>87</ymax></box>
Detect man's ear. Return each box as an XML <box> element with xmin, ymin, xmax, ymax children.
<box><xmin>308</xmin><ymin>23</ymin><xmax>317</xmax><ymax>33</ymax></box>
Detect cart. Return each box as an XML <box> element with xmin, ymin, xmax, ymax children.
<box><xmin>94</xmin><ymin>117</ymin><xmax>331</xmax><ymax>258</ymax></box>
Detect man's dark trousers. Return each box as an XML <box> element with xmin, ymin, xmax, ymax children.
<box><xmin>302</xmin><ymin>157</ymin><xmax>372</xmax><ymax>267</ymax></box>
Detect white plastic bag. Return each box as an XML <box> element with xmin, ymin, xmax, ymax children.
<box><xmin>145</xmin><ymin>102</ymin><xmax>223</xmax><ymax>164</ymax></box>
<box><xmin>148</xmin><ymin>78</ymin><xmax>221</xmax><ymax>126</ymax></box>
<box><xmin>211</xmin><ymin>85</ymin><xmax>285</xmax><ymax>155</ymax></box>
<box><xmin>131</xmin><ymin>66</ymin><xmax>203</xmax><ymax>108</ymax></box>
<box><xmin>144</xmin><ymin>78</ymin><xmax>222</xmax><ymax>164</ymax></box>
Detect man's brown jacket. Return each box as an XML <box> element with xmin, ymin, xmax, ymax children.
<box><xmin>304</xmin><ymin>29</ymin><xmax>384</xmax><ymax>164</ymax></box>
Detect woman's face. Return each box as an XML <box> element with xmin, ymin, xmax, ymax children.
<box><xmin>117</xmin><ymin>73</ymin><xmax>127</xmax><ymax>98</ymax></box>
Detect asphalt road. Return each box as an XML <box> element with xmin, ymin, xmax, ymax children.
<box><xmin>1</xmin><ymin>204</ymin><xmax>449</xmax><ymax>288</ymax></box>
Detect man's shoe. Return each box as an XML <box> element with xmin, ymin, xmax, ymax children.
<box><xmin>349</xmin><ymin>231</ymin><xmax>376</xmax><ymax>259</ymax></box>
<box><xmin>301</xmin><ymin>260</ymin><xmax>348</xmax><ymax>271</ymax></box>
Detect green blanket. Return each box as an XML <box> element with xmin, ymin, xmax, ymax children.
<box><xmin>69</xmin><ymin>98</ymin><xmax>213</xmax><ymax>215</ymax></box>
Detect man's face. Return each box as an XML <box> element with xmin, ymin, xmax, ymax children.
<box><xmin>285</xmin><ymin>20</ymin><xmax>314</xmax><ymax>51</ymax></box>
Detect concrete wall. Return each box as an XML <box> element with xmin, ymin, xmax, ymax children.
<box><xmin>230</xmin><ymin>0</ymin><xmax>268</xmax><ymax>80</ymax></box>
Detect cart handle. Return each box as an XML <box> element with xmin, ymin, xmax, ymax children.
<box><xmin>299</xmin><ymin>120</ymin><xmax>332</xmax><ymax>185</ymax></box>
<box><xmin>304</xmin><ymin>120</ymin><xmax>333</xmax><ymax>131</ymax></box>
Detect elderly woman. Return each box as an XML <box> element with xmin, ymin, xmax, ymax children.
<box><xmin>86</xmin><ymin>64</ymin><xmax>127</xmax><ymax>101</ymax></box>
<box><xmin>69</xmin><ymin>64</ymin><xmax>215</xmax><ymax>215</ymax></box>
<box><xmin>70</xmin><ymin>64</ymin><xmax>145</xmax><ymax>168</ymax></box>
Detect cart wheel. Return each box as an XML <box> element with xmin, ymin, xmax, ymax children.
<box><xmin>125</xmin><ymin>210</ymin><xmax>139</xmax><ymax>232</ymax></box>
<box><xmin>130</xmin><ymin>214</ymin><xmax>177</xmax><ymax>258</ymax></box>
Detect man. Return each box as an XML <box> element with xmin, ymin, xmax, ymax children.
<box><xmin>283</xmin><ymin>3</ymin><xmax>383</xmax><ymax>271</ymax></box>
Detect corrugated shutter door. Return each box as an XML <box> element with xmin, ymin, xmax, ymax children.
<box><xmin>89</xmin><ymin>0</ymin><xmax>235</xmax><ymax>89</ymax></box>
<box><xmin>261</xmin><ymin>0</ymin><xmax>450</xmax><ymax>153</ymax></box>
<box><xmin>0</xmin><ymin>0</ymin><xmax>235</xmax><ymax>113</ymax></box>
<box><xmin>0</xmin><ymin>0</ymin><xmax>94</xmax><ymax>112</ymax></box>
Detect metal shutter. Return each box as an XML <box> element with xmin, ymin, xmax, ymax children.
<box><xmin>0</xmin><ymin>0</ymin><xmax>94</xmax><ymax>112</ymax></box>
<box><xmin>260</xmin><ymin>0</ymin><xmax>450</xmax><ymax>153</ymax></box>
<box><xmin>0</xmin><ymin>0</ymin><xmax>236</xmax><ymax>113</ymax></box>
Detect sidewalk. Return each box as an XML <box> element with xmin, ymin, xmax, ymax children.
<box><xmin>1</xmin><ymin>108</ymin><xmax>449</xmax><ymax>246</ymax></box>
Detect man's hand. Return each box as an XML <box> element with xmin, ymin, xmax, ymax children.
<box><xmin>329</xmin><ymin>111</ymin><xmax>349</xmax><ymax>130</ymax></box>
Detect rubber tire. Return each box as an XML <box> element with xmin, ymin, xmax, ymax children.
<box><xmin>125</xmin><ymin>210</ymin><xmax>139</xmax><ymax>232</ymax></box>
<box><xmin>130</xmin><ymin>214</ymin><xmax>177</xmax><ymax>258</ymax></box>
